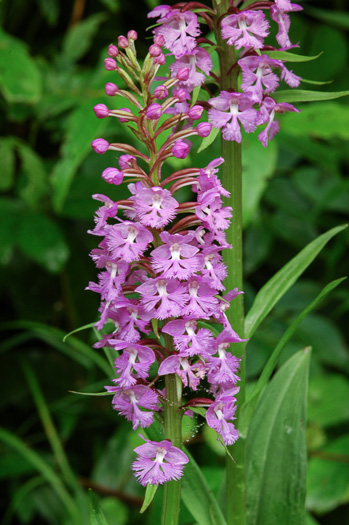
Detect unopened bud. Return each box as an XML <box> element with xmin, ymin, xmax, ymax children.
<box><xmin>93</xmin><ymin>104</ymin><xmax>109</xmax><ymax>118</ymax></box>
<box><xmin>108</xmin><ymin>44</ymin><xmax>118</xmax><ymax>57</ymax></box>
<box><xmin>105</xmin><ymin>82</ymin><xmax>119</xmax><ymax>96</ymax></box>
<box><xmin>127</xmin><ymin>30</ymin><xmax>138</xmax><ymax>41</ymax></box>
<box><xmin>146</xmin><ymin>103</ymin><xmax>162</xmax><ymax>120</ymax></box>
<box><xmin>91</xmin><ymin>138</ymin><xmax>110</xmax><ymax>154</ymax></box>
<box><xmin>154</xmin><ymin>85</ymin><xmax>168</xmax><ymax>100</ymax></box>
<box><xmin>102</xmin><ymin>167</ymin><xmax>124</xmax><ymax>185</ymax></box>
<box><xmin>154</xmin><ymin>35</ymin><xmax>165</xmax><ymax>47</ymax></box>
<box><xmin>174</xmin><ymin>88</ymin><xmax>189</xmax><ymax>102</ymax></box>
<box><xmin>119</xmin><ymin>154</ymin><xmax>136</xmax><ymax>170</ymax></box>
<box><xmin>104</xmin><ymin>57</ymin><xmax>117</xmax><ymax>71</ymax></box>
<box><xmin>154</xmin><ymin>53</ymin><xmax>166</xmax><ymax>65</ymax></box>
<box><xmin>176</xmin><ymin>67</ymin><xmax>190</xmax><ymax>81</ymax></box>
<box><xmin>197</xmin><ymin>122</ymin><xmax>212</xmax><ymax>137</ymax></box>
<box><xmin>172</xmin><ymin>140</ymin><xmax>190</xmax><ymax>159</ymax></box>
<box><xmin>118</xmin><ymin>35</ymin><xmax>129</xmax><ymax>49</ymax></box>
<box><xmin>188</xmin><ymin>105</ymin><xmax>204</xmax><ymax>120</ymax></box>
<box><xmin>118</xmin><ymin>107</ymin><xmax>132</xmax><ymax>123</ymax></box>
<box><xmin>149</xmin><ymin>44</ymin><xmax>162</xmax><ymax>57</ymax></box>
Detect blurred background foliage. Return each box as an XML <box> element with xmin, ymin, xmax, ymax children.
<box><xmin>0</xmin><ymin>0</ymin><xmax>348</xmax><ymax>524</ymax></box>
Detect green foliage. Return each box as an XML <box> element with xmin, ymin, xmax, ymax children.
<box><xmin>246</xmin><ymin>348</ymin><xmax>311</xmax><ymax>525</ymax></box>
<box><xmin>0</xmin><ymin>1</ymin><xmax>348</xmax><ymax>524</ymax></box>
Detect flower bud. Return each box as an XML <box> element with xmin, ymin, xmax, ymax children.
<box><xmin>105</xmin><ymin>82</ymin><xmax>119</xmax><ymax>96</ymax></box>
<box><xmin>197</xmin><ymin>122</ymin><xmax>212</xmax><ymax>137</ymax></box>
<box><xmin>119</xmin><ymin>154</ymin><xmax>136</xmax><ymax>170</ymax></box>
<box><xmin>108</xmin><ymin>44</ymin><xmax>118</xmax><ymax>57</ymax></box>
<box><xmin>153</xmin><ymin>85</ymin><xmax>168</xmax><ymax>100</ymax></box>
<box><xmin>149</xmin><ymin>44</ymin><xmax>162</xmax><ymax>57</ymax></box>
<box><xmin>104</xmin><ymin>57</ymin><xmax>117</xmax><ymax>71</ymax></box>
<box><xmin>146</xmin><ymin>103</ymin><xmax>162</xmax><ymax>120</ymax></box>
<box><xmin>154</xmin><ymin>34</ymin><xmax>165</xmax><ymax>47</ymax></box>
<box><xmin>91</xmin><ymin>138</ymin><xmax>110</xmax><ymax>154</ymax></box>
<box><xmin>127</xmin><ymin>30</ymin><xmax>138</xmax><ymax>41</ymax></box>
<box><xmin>176</xmin><ymin>67</ymin><xmax>190</xmax><ymax>81</ymax></box>
<box><xmin>188</xmin><ymin>105</ymin><xmax>204</xmax><ymax>120</ymax></box>
<box><xmin>154</xmin><ymin>53</ymin><xmax>166</xmax><ymax>65</ymax></box>
<box><xmin>173</xmin><ymin>88</ymin><xmax>189</xmax><ymax>102</ymax></box>
<box><xmin>118</xmin><ymin>35</ymin><xmax>129</xmax><ymax>49</ymax></box>
<box><xmin>118</xmin><ymin>107</ymin><xmax>132</xmax><ymax>123</ymax></box>
<box><xmin>172</xmin><ymin>140</ymin><xmax>190</xmax><ymax>159</ymax></box>
<box><xmin>93</xmin><ymin>104</ymin><xmax>109</xmax><ymax>119</ymax></box>
<box><xmin>102</xmin><ymin>167</ymin><xmax>124</xmax><ymax>185</ymax></box>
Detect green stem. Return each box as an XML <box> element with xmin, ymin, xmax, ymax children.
<box><xmin>161</xmin><ymin>372</ymin><xmax>183</xmax><ymax>525</ymax></box>
<box><xmin>212</xmin><ymin>1</ymin><xmax>246</xmax><ymax>524</ymax></box>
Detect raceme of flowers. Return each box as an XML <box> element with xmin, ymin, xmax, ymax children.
<box><xmin>89</xmin><ymin>0</ymin><xmax>302</xmax><ymax>487</ymax></box>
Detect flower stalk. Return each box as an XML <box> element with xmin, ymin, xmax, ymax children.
<box><xmin>213</xmin><ymin>2</ymin><xmax>246</xmax><ymax>523</ymax></box>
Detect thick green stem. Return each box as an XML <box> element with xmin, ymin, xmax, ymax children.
<box><xmin>212</xmin><ymin>1</ymin><xmax>246</xmax><ymax>524</ymax></box>
<box><xmin>161</xmin><ymin>339</ymin><xmax>183</xmax><ymax>525</ymax></box>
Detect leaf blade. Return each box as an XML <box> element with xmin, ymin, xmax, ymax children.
<box><xmin>245</xmin><ymin>224</ymin><xmax>347</xmax><ymax>338</ymax></box>
<box><xmin>246</xmin><ymin>348</ymin><xmax>311</xmax><ymax>525</ymax></box>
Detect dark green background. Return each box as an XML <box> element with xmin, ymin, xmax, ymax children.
<box><xmin>0</xmin><ymin>1</ymin><xmax>348</xmax><ymax>524</ymax></box>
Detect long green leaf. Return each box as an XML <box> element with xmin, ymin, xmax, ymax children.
<box><xmin>0</xmin><ymin>321</ymin><xmax>112</xmax><ymax>377</ymax></box>
<box><xmin>0</xmin><ymin>427</ymin><xmax>79</xmax><ymax>522</ymax></box>
<box><xmin>245</xmin><ymin>224</ymin><xmax>347</xmax><ymax>338</ymax></box>
<box><xmin>140</xmin><ymin>484</ymin><xmax>158</xmax><ymax>513</ymax></box>
<box><xmin>181</xmin><ymin>448</ymin><xmax>227</xmax><ymax>525</ymax></box>
<box><xmin>22</xmin><ymin>361</ymin><xmax>80</xmax><ymax>493</ymax></box>
<box><xmin>274</xmin><ymin>89</ymin><xmax>349</xmax><ymax>103</ymax></box>
<box><xmin>89</xmin><ymin>489</ymin><xmax>110</xmax><ymax>525</ymax></box>
<box><xmin>263</xmin><ymin>50</ymin><xmax>322</xmax><ymax>62</ymax></box>
<box><xmin>239</xmin><ymin>278</ymin><xmax>345</xmax><ymax>437</ymax></box>
<box><xmin>246</xmin><ymin>348</ymin><xmax>311</xmax><ymax>525</ymax></box>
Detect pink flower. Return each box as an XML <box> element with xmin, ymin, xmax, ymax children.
<box><xmin>132</xmin><ymin>435</ymin><xmax>189</xmax><ymax>486</ymax></box>
<box><xmin>257</xmin><ymin>97</ymin><xmax>299</xmax><ymax>147</ymax></box>
<box><xmin>108</xmin><ymin>385</ymin><xmax>160</xmax><ymax>430</ymax></box>
<box><xmin>112</xmin><ymin>343</ymin><xmax>155</xmax><ymax>388</ymax></box>
<box><xmin>221</xmin><ymin>11</ymin><xmax>269</xmax><ymax>50</ymax></box>
<box><xmin>170</xmin><ymin>48</ymin><xmax>212</xmax><ymax>92</ymax></box>
<box><xmin>206</xmin><ymin>395</ymin><xmax>239</xmax><ymax>445</ymax></box>
<box><xmin>159</xmin><ymin>355</ymin><xmax>205</xmax><ymax>390</ymax></box>
<box><xmin>270</xmin><ymin>0</ymin><xmax>302</xmax><ymax>49</ymax></box>
<box><xmin>208</xmin><ymin>91</ymin><xmax>258</xmax><ymax>143</ymax></box>
<box><xmin>136</xmin><ymin>277</ymin><xmax>188</xmax><ymax>319</ymax></box>
<box><xmin>105</xmin><ymin>221</ymin><xmax>153</xmax><ymax>262</ymax></box>
<box><xmin>154</xmin><ymin>11</ymin><xmax>201</xmax><ymax>58</ymax></box>
<box><xmin>126</xmin><ymin>183</ymin><xmax>179</xmax><ymax>229</ymax></box>
<box><xmin>151</xmin><ymin>231</ymin><xmax>203</xmax><ymax>280</ymax></box>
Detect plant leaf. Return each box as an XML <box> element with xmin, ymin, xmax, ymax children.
<box><xmin>63</xmin><ymin>322</ymin><xmax>97</xmax><ymax>342</ymax></box>
<box><xmin>62</xmin><ymin>14</ymin><xmax>106</xmax><ymax>63</ymax></box>
<box><xmin>89</xmin><ymin>489</ymin><xmax>110</xmax><ymax>525</ymax></box>
<box><xmin>240</xmin><ymin>278</ymin><xmax>345</xmax><ymax>437</ymax></box>
<box><xmin>0</xmin><ymin>427</ymin><xmax>79</xmax><ymax>521</ymax></box>
<box><xmin>245</xmin><ymin>224</ymin><xmax>347</xmax><ymax>338</ymax></box>
<box><xmin>181</xmin><ymin>448</ymin><xmax>227</xmax><ymax>525</ymax></box>
<box><xmin>197</xmin><ymin>126</ymin><xmax>220</xmax><ymax>153</ymax></box>
<box><xmin>0</xmin><ymin>29</ymin><xmax>42</xmax><ymax>103</ymax></box>
<box><xmin>246</xmin><ymin>348</ymin><xmax>311</xmax><ymax>525</ymax></box>
<box><xmin>263</xmin><ymin>50</ymin><xmax>322</xmax><ymax>62</ymax></box>
<box><xmin>274</xmin><ymin>89</ymin><xmax>349</xmax><ymax>103</ymax></box>
<box><xmin>140</xmin><ymin>484</ymin><xmax>158</xmax><ymax>513</ymax></box>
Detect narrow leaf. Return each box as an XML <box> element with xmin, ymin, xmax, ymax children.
<box><xmin>140</xmin><ymin>484</ymin><xmax>158</xmax><ymax>513</ymax></box>
<box><xmin>300</xmin><ymin>78</ymin><xmax>333</xmax><ymax>86</ymax></box>
<box><xmin>69</xmin><ymin>390</ymin><xmax>113</xmax><ymax>396</ymax></box>
<box><xmin>246</xmin><ymin>348</ymin><xmax>311</xmax><ymax>525</ymax></box>
<box><xmin>245</xmin><ymin>224</ymin><xmax>347</xmax><ymax>338</ymax></box>
<box><xmin>274</xmin><ymin>89</ymin><xmax>349</xmax><ymax>103</ymax></box>
<box><xmin>191</xmin><ymin>85</ymin><xmax>201</xmax><ymax>107</ymax></box>
<box><xmin>240</xmin><ymin>278</ymin><xmax>346</xmax><ymax>437</ymax></box>
<box><xmin>263</xmin><ymin>50</ymin><xmax>322</xmax><ymax>62</ymax></box>
<box><xmin>181</xmin><ymin>448</ymin><xmax>227</xmax><ymax>525</ymax></box>
<box><xmin>89</xmin><ymin>489</ymin><xmax>110</xmax><ymax>525</ymax></box>
<box><xmin>0</xmin><ymin>427</ymin><xmax>79</xmax><ymax>520</ymax></box>
<box><xmin>63</xmin><ymin>322</ymin><xmax>96</xmax><ymax>342</ymax></box>
<box><xmin>197</xmin><ymin>126</ymin><xmax>220</xmax><ymax>153</ymax></box>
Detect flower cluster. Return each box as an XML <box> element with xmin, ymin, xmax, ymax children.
<box><xmin>149</xmin><ymin>1</ymin><xmax>302</xmax><ymax>147</ymax></box>
<box><xmin>89</xmin><ymin>0</ymin><xmax>302</xmax><ymax>488</ymax></box>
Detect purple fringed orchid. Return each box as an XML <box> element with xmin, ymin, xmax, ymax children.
<box><xmin>88</xmin><ymin>0</ymin><xmax>302</xmax><ymax>490</ymax></box>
